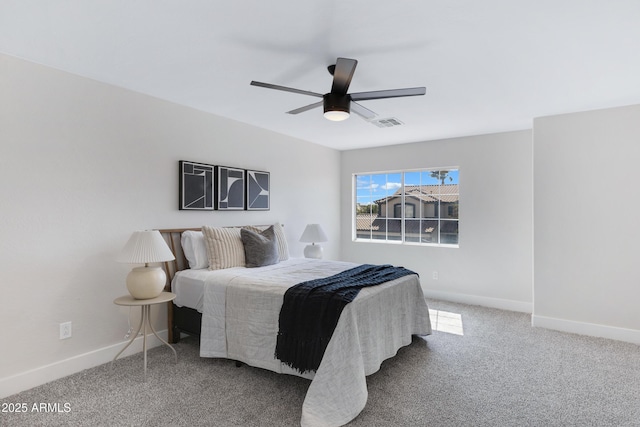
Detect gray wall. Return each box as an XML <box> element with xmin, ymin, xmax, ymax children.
<box><xmin>533</xmin><ymin>104</ymin><xmax>640</xmax><ymax>341</ymax></box>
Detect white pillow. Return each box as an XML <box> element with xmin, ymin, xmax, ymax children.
<box><xmin>181</xmin><ymin>230</ymin><xmax>209</xmax><ymax>269</ymax></box>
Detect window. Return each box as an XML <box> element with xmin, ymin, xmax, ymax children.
<box><xmin>354</xmin><ymin>168</ymin><xmax>459</xmax><ymax>246</ymax></box>
<box><xmin>395</xmin><ymin>202</ymin><xmax>415</xmax><ymax>218</ymax></box>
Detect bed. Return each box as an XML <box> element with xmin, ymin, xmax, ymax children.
<box><xmin>159</xmin><ymin>225</ymin><xmax>431</xmax><ymax>427</ymax></box>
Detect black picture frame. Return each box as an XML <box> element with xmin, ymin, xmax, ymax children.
<box><xmin>246</xmin><ymin>170</ymin><xmax>270</xmax><ymax>210</ymax></box>
<box><xmin>216</xmin><ymin>166</ymin><xmax>245</xmax><ymax>210</ymax></box>
<box><xmin>179</xmin><ymin>161</ymin><xmax>214</xmax><ymax>210</ymax></box>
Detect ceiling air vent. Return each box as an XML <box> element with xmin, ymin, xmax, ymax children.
<box><xmin>370</xmin><ymin>117</ymin><xmax>404</xmax><ymax>128</ymax></box>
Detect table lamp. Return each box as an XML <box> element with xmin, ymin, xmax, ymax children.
<box><xmin>116</xmin><ymin>230</ymin><xmax>175</xmax><ymax>299</ymax></box>
<box><xmin>300</xmin><ymin>224</ymin><xmax>328</xmax><ymax>259</ymax></box>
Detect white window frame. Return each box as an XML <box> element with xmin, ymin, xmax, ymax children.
<box><xmin>352</xmin><ymin>168</ymin><xmax>459</xmax><ymax>247</ymax></box>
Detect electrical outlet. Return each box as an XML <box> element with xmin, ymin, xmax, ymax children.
<box><xmin>432</xmin><ymin>271</ymin><xmax>439</xmax><ymax>280</ymax></box>
<box><xmin>60</xmin><ymin>322</ymin><xmax>72</xmax><ymax>340</ymax></box>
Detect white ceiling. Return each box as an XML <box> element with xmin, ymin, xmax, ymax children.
<box><xmin>2</xmin><ymin>1</ymin><xmax>640</xmax><ymax>150</ymax></box>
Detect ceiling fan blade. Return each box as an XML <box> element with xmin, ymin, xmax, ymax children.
<box><xmin>286</xmin><ymin>101</ymin><xmax>323</xmax><ymax>115</ymax></box>
<box><xmin>350</xmin><ymin>101</ymin><xmax>377</xmax><ymax>120</ymax></box>
<box><xmin>330</xmin><ymin>58</ymin><xmax>358</xmax><ymax>95</ymax></box>
<box><xmin>350</xmin><ymin>87</ymin><xmax>426</xmax><ymax>101</ymax></box>
<box><xmin>250</xmin><ymin>81</ymin><xmax>323</xmax><ymax>98</ymax></box>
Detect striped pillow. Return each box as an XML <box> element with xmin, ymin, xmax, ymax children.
<box><xmin>202</xmin><ymin>226</ymin><xmax>245</xmax><ymax>270</ymax></box>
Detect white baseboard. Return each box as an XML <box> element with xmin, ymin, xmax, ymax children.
<box><xmin>423</xmin><ymin>289</ymin><xmax>533</xmax><ymax>313</ymax></box>
<box><xmin>0</xmin><ymin>330</ymin><xmax>169</xmax><ymax>399</ymax></box>
<box><xmin>532</xmin><ymin>315</ymin><xmax>640</xmax><ymax>345</ymax></box>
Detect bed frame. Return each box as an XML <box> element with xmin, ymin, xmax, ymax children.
<box><xmin>158</xmin><ymin>228</ymin><xmax>203</xmax><ymax>343</ymax></box>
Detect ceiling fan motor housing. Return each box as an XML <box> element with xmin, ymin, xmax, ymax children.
<box><xmin>323</xmin><ymin>93</ymin><xmax>351</xmax><ymax>115</ymax></box>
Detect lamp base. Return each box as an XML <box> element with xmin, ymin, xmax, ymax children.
<box><xmin>303</xmin><ymin>244</ymin><xmax>323</xmax><ymax>259</ymax></box>
<box><xmin>126</xmin><ymin>266</ymin><xmax>166</xmax><ymax>299</ymax></box>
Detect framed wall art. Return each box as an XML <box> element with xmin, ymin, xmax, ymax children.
<box><xmin>179</xmin><ymin>161</ymin><xmax>214</xmax><ymax>210</ymax></box>
<box><xmin>216</xmin><ymin>166</ymin><xmax>245</xmax><ymax>210</ymax></box>
<box><xmin>246</xmin><ymin>170</ymin><xmax>270</xmax><ymax>210</ymax></box>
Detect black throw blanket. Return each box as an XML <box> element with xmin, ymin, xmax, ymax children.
<box><xmin>275</xmin><ymin>264</ymin><xmax>417</xmax><ymax>373</ymax></box>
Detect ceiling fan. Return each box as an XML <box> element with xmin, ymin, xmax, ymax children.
<box><xmin>250</xmin><ymin>57</ymin><xmax>426</xmax><ymax>122</ymax></box>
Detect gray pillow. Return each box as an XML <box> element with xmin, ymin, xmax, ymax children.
<box><xmin>240</xmin><ymin>226</ymin><xmax>279</xmax><ymax>268</ymax></box>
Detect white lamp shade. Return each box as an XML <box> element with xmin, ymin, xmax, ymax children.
<box><xmin>117</xmin><ymin>230</ymin><xmax>175</xmax><ymax>264</ymax></box>
<box><xmin>117</xmin><ymin>230</ymin><xmax>175</xmax><ymax>299</ymax></box>
<box><xmin>299</xmin><ymin>224</ymin><xmax>328</xmax><ymax>243</ymax></box>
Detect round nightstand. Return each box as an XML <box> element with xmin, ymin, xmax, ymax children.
<box><xmin>112</xmin><ymin>291</ymin><xmax>177</xmax><ymax>379</ymax></box>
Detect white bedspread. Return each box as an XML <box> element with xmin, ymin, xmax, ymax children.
<box><xmin>189</xmin><ymin>258</ymin><xmax>431</xmax><ymax>426</ymax></box>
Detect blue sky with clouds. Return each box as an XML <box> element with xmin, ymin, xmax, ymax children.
<box><xmin>356</xmin><ymin>169</ymin><xmax>459</xmax><ymax>205</ymax></box>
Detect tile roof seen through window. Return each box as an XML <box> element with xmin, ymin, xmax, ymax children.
<box><xmin>374</xmin><ymin>184</ymin><xmax>459</xmax><ymax>204</ymax></box>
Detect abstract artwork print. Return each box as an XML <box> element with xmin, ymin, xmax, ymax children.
<box><xmin>217</xmin><ymin>166</ymin><xmax>245</xmax><ymax>210</ymax></box>
<box><xmin>179</xmin><ymin>161</ymin><xmax>214</xmax><ymax>210</ymax></box>
<box><xmin>246</xmin><ymin>170</ymin><xmax>270</xmax><ymax>210</ymax></box>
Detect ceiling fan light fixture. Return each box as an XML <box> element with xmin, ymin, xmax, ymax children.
<box><xmin>323</xmin><ymin>93</ymin><xmax>350</xmax><ymax>121</ymax></box>
<box><xmin>324</xmin><ymin>110</ymin><xmax>350</xmax><ymax>121</ymax></box>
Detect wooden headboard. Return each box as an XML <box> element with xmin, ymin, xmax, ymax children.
<box><xmin>157</xmin><ymin>227</ymin><xmax>201</xmax><ymax>343</ymax></box>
